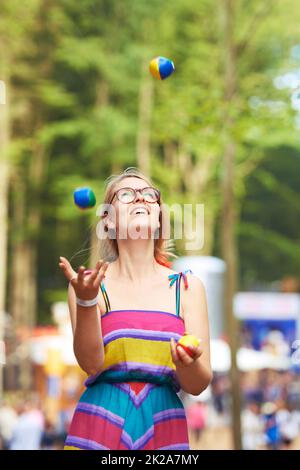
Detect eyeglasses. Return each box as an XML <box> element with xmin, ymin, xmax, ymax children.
<box><xmin>109</xmin><ymin>187</ymin><xmax>161</xmax><ymax>205</ymax></box>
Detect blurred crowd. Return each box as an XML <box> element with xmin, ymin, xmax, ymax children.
<box><xmin>184</xmin><ymin>370</ymin><xmax>300</xmax><ymax>450</ymax></box>
<box><xmin>0</xmin><ymin>395</ymin><xmax>71</xmax><ymax>450</ymax></box>
<box><xmin>1</xmin><ymin>369</ymin><xmax>300</xmax><ymax>450</ymax></box>
<box><xmin>241</xmin><ymin>369</ymin><xmax>300</xmax><ymax>449</ymax></box>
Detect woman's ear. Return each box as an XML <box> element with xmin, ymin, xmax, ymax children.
<box><xmin>105</xmin><ymin>218</ymin><xmax>115</xmax><ymax>231</ymax></box>
<box><xmin>101</xmin><ymin>210</ymin><xmax>113</xmax><ymax>230</ymax></box>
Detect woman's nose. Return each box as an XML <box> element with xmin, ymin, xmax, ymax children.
<box><xmin>134</xmin><ymin>190</ymin><xmax>145</xmax><ymax>202</ymax></box>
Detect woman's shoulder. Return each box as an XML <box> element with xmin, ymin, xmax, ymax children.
<box><xmin>158</xmin><ymin>265</ymin><xmax>179</xmax><ymax>277</ymax></box>
<box><xmin>161</xmin><ymin>266</ymin><xmax>196</xmax><ymax>287</ymax></box>
<box><xmin>168</xmin><ymin>269</ymin><xmax>206</xmax><ymax>293</ymax></box>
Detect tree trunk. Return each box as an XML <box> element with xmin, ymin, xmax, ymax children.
<box><xmin>0</xmin><ymin>76</ymin><xmax>10</xmax><ymax>399</ymax></box>
<box><xmin>27</xmin><ymin>136</ymin><xmax>48</xmax><ymax>322</ymax></box>
<box><xmin>221</xmin><ymin>0</ymin><xmax>242</xmax><ymax>450</ymax></box>
<box><xmin>9</xmin><ymin>113</ymin><xmax>47</xmax><ymax>392</ymax></box>
<box><xmin>9</xmin><ymin>170</ymin><xmax>37</xmax><ymax>391</ymax></box>
<box><xmin>176</xmin><ymin>147</ymin><xmax>216</xmax><ymax>256</ymax></box>
<box><xmin>202</xmin><ymin>206</ymin><xmax>216</xmax><ymax>256</ymax></box>
<box><xmin>10</xmin><ymin>192</ymin><xmax>37</xmax><ymax>333</ymax></box>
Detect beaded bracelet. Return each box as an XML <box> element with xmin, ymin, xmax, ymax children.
<box><xmin>76</xmin><ymin>295</ymin><xmax>99</xmax><ymax>308</ymax></box>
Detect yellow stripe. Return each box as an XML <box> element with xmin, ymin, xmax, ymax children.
<box><xmin>64</xmin><ymin>445</ymin><xmax>81</xmax><ymax>450</ymax></box>
<box><xmin>149</xmin><ymin>58</ymin><xmax>162</xmax><ymax>80</ymax></box>
<box><xmin>102</xmin><ymin>337</ymin><xmax>175</xmax><ymax>371</ymax></box>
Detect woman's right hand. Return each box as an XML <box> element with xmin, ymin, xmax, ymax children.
<box><xmin>58</xmin><ymin>256</ymin><xmax>109</xmax><ymax>300</ymax></box>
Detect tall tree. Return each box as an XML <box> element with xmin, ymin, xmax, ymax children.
<box><xmin>220</xmin><ymin>0</ymin><xmax>242</xmax><ymax>450</ymax></box>
<box><xmin>0</xmin><ymin>0</ymin><xmax>40</xmax><ymax>394</ymax></box>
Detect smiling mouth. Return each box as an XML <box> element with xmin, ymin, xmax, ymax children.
<box><xmin>130</xmin><ymin>207</ymin><xmax>150</xmax><ymax>216</ymax></box>
<box><xmin>131</xmin><ymin>213</ymin><xmax>149</xmax><ymax>218</ymax></box>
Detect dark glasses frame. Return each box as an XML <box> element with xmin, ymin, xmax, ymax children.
<box><xmin>109</xmin><ymin>187</ymin><xmax>161</xmax><ymax>205</ymax></box>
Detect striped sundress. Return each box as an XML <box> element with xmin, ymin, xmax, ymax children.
<box><xmin>64</xmin><ymin>269</ymin><xmax>193</xmax><ymax>450</ymax></box>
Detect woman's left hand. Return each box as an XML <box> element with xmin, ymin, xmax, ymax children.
<box><xmin>170</xmin><ymin>337</ymin><xmax>203</xmax><ymax>368</ymax></box>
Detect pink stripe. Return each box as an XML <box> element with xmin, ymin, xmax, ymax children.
<box><xmin>69</xmin><ymin>410</ymin><xmax>124</xmax><ymax>449</ymax></box>
<box><xmin>68</xmin><ymin>411</ymin><xmax>189</xmax><ymax>450</ymax></box>
<box><xmin>154</xmin><ymin>418</ymin><xmax>189</xmax><ymax>448</ymax></box>
<box><xmin>139</xmin><ymin>436</ymin><xmax>155</xmax><ymax>450</ymax></box>
<box><xmin>101</xmin><ymin>310</ymin><xmax>185</xmax><ymax>336</ymax></box>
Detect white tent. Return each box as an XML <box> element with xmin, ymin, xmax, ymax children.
<box><xmin>237</xmin><ymin>347</ymin><xmax>291</xmax><ymax>371</ymax></box>
<box><xmin>210</xmin><ymin>339</ymin><xmax>291</xmax><ymax>372</ymax></box>
<box><xmin>29</xmin><ymin>335</ymin><xmax>76</xmax><ymax>366</ymax></box>
<box><xmin>210</xmin><ymin>339</ymin><xmax>231</xmax><ymax>372</ymax></box>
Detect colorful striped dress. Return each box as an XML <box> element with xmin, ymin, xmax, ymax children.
<box><xmin>64</xmin><ymin>269</ymin><xmax>193</xmax><ymax>450</ymax></box>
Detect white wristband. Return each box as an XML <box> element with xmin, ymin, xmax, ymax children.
<box><xmin>76</xmin><ymin>295</ymin><xmax>99</xmax><ymax>308</ymax></box>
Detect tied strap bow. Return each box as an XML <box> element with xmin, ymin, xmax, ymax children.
<box><xmin>168</xmin><ymin>269</ymin><xmax>193</xmax><ymax>289</ymax></box>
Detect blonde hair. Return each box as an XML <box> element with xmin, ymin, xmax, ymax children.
<box><xmin>97</xmin><ymin>167</ymin><xmax>177</xmax><ymax>266</ymax></box>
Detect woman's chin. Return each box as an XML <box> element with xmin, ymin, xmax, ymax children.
<box><xmin>126</xmin><ymin>222</ymin><xmax>156</xmax><ymax>239</ymax></box>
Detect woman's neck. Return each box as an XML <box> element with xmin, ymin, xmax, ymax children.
<box><xmin>110</xmin><ymin>240</ymin><xmax>161</xmax><ymax>283</ymax></box>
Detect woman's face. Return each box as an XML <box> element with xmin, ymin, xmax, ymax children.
<box><xmin>107</xmin><ymin>177</ymin><xmax>161</xmax><ymax>240</ymax></box>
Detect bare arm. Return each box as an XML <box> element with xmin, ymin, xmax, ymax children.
<box><xmin>67</xmin><ymin>282</ymin><xmax>77</xmax><ymax>335</ymax></box>
<box><xmin>59</xmin><ymin>257</ymin><xmax>109</xmax><ymax>376</ymax></box>
<box><xmin>68</xmin><ymin>282</ymin><xmax>105</xmax><ymax>376</ymax></box>
<box><xmin>170</xmin><ymin>274</ymin><xmax>213</xmax><ymax>396</ymax></box>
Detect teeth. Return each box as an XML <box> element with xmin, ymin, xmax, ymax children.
<box><xmin>132</xmin><ymin>207</ymin><xmax>148</xmax><ymax>215</ymax></box>
<box><xmin>134</xmin><ymin>210</ymin><xmax>147</xmax><ymax>215</ymax></box>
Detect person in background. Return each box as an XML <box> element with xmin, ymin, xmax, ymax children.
<box><xmin>276</xmin><ymin>400</ymin><xmax>300</xmax><ymax>450</ymax></box>
<box><xmin>186</xmin><ymin>399</ymin><xmax>207</xmax><ymax>443</ymax></box>
<box><xmin>41</xmin><ymin>418</ymin><xmax>59</xmax><ymax>450</ymax></box>
<box><xmin>0</xmin><ymin>400</ymin><xmax>18</xmax><ymax>450</ymax></box>
<box><xmin>242</xmin><ymin>401</ymin><xmax>265</xmax><ymax>450</ymax></box>
<box><xmin>9</xmin><ymin>396</ymin><xmax>45</xmax><ymax>450</ymax></box>
<box><xmin>261</xmin><ymin>402</ymin><xmax>280</xmax><ymax>450</ymax></box>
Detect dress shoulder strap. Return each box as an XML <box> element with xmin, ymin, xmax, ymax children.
<box><xmin>100</xmin><ymin>280</ymin><xmax>111</xmax><ymax>314</ymax></box>
<box><xmin>83</xmin><ymin>269</ymin><xmax>111</xmax><ymax>314</ymax></box>
<box><xmin>168</xmin><ymin>269</ymin><xmax>193</xmax><ymax>317</ymax></box>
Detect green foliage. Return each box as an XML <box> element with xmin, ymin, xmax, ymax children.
<box><xmin>3</xmin><ymin>0</ymin><xmax>300</xmax><ymax>323</ymax></box>
<box><xmin>239</xmin><ymin>147</ymin><xmax>300</xmax><ymax>284</ymax></box>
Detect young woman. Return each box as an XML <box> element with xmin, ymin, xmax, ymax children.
<box><xmin>59</xmin><ymin>167</ymin><xmax>212</xmax><ymax>450</ymax></box>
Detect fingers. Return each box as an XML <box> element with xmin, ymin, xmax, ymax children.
<box><xmin>87</xmin><ymin>260</ymin><xmax>101</xmax><ymax>283</ymax></box>
<box><xmin>176</xmin><ymin>344</ymin><xmax>194</xmax><ymax>366</ymax></box>
<box><xmin>77</xmin><ymin>266</ymin><xmax>86</xmax><ymax>284</ymax></box>
<box><xmin>91</xmin><ymin>261</ymin><xmax>109</xmax><ymax>288</ymax></box>
<box><xmin>170</xmin><ymin>337</ymin><xmax>202</xmax><ymax>367</ymax></box>
<box><xmin>186</xmin><ymin>343</ymin><xmax>203</xmax><ymax>360</ymax></box>
<box><xmin>59</xmin><ymin>257</ymin><xmax>110</xmax><ymax>301</ymax></box>
<box><xmin>84</xmin><ymin>260</ymin><xmax>109</xmax><ymax>287</ymax></box>
<box><xmin>194</xmin><ymin>341</ymin><xmax>203</xmax><ymax>358</ymax></box>
<box><xmin>98</xmin><ymin>261</ymin><xmax>109</xmax><ymax>282</ymax></box>
<box><xmin>170</xmin><ymin>338</ymin><xmax>179</xmax><ymax>364</ymax></box>
<box><xmin>58</xmin><ymin>256</ymin><xmax>77</xmax><ymax>282</ymax></box>
<box><xmin>70</xmin><ymin>260</ymin><xmax>110</xmax><ymax>289</ymax></box>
